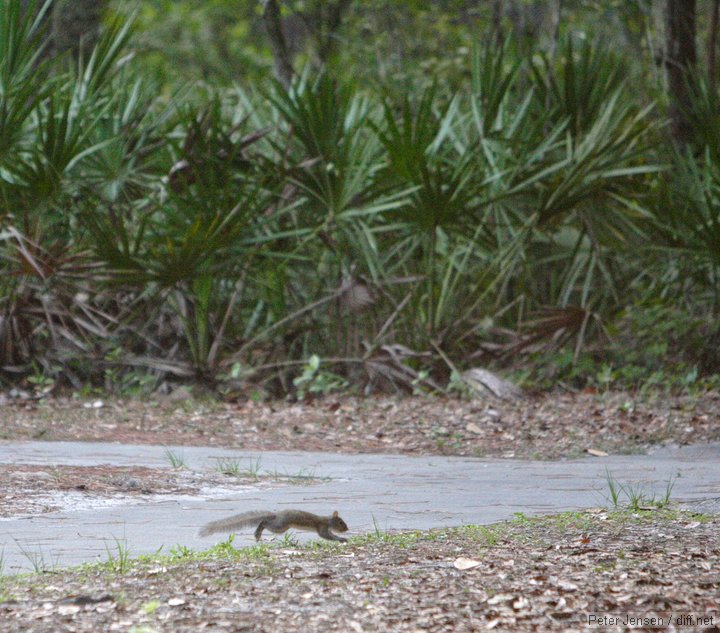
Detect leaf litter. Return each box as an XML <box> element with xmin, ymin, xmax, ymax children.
<box><xmin>0</xmin><ymin>390</ymin><xmax>718</xmax><ymax>630</ymax></box>
<box><xmin>0</xmin><ymin>511</ymin><xmax>717</xmax><ymax>632</ymax></box>
<box><xmin>0</xmin><ymin>390</ymin><xmax>717</xmax><ymax>459</ymax></box>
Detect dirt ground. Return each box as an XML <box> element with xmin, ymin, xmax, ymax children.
<box><xmin>0</xmin><ymin>464</ymin><xmax>287</xmax><ymax>518</ymax></box>
<box><xmin>1</xmin><ymin>390</ymin><xmax>718</xmax><ymax>631</ymax></box>
<box><xmin>1</xmin><ymin>389</ymin><xmax>718</xmax><ymax>459</ymax></box>
<box><xmin>1</xmin><ymin>510</ymin><xmax>717</xmax><ymax>632</ymax></box>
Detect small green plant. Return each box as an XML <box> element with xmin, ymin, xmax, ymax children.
<box><xmin>103</xmin><ymin>346</ymin><xmax>158</xmax><ymax>395</ymax></box>
<box><xmin>26</xmin><ymin>363</ymin><xmax>57</xmax><ymax>392</ymax></box>
<box><xmin>104</xmin><ymin>536</ymin><xmax>131</xmax><ymax>574</ymax></box>
<box><xmin>447</xmin><ymin>370</ymin><xmax>474</xmax><ymax>399</ymax></box>
<box><xmin>458</xmin><ymin>524</ymin><xmax>503</xmax><ymax>546</ymax></box>
<box><xmin>267</xmin><ymin>467</ymin><xmax>329</xmax><ymax>484</ymax></box>
<box><xmin>128</xmin><ymin>625</ymin><xmax>159</xmax><ymax>633</ymax></box>
<box><xmin>15</xmin><ymin>542</ymin><xmax>58</xmax><ymax>574</ymax></box>
<box><xmin>293</xmin><ymin>355</ymin><xmax>349</xmax><ymax>399</ymax></box>
<box><xmin>604</xmin><ymin>471</ymin><xmax>677</xmax><ymax>511</ymax></box>
<box><xmin>205</xmin><ymin>535</ymin><xmax>273</xmax><ymax>564</ymax></box>
<box><xmin>660</xmin><ymin>474</ymin><xmax>678</xmax><ymax>508</ymax></box>
<box><xmin>163</xmin><ymin>447</ymin><xmax>187</xmax><ymax>469</ymax></box>
<box><xmin>217</xmin><ymin>362</ymin><xmax>255</xmax><ymax>398</ymax></box>
<box><xmin>279</xmin><ymin>532</ymin><xmax>299</xmax><ymax>547</ymax></box>
<box><xmin>209</xmin><ymin>534</ymin><xmax>237</xmax><ymax>555</ymax></box>
<box><xmin>242</xmin><ymin>457</ymin><xmax>262</xmax><ymax>480</ymax></box>
<box><xmin>594</xmin><ymin>561</ymin><xmax>617</xmax><ymax>573</ymax></box>
<box><xmin>411</xmin><ymin>370</ymin><xmax>432</xmax><ymax>396</ymax></box>
<box><xmin>169</xmin><ymin>544</ymin><xmax>194</xmax><ymax>559</ymax></box>
<box><xmin>595</xmin><ymin>364</ymin><xmax>615</xmax><ymax>392</ymax></box>
<box><xmin>215</xmin><ymin>457</ymin><xmax>262</xmax><ymax>480</ymax></box>
<box><xmin>511</xmin><ymin>512</ymin><xmax>532</xmax><ymax>525</ymax></box>
<box><xmin>215</xmin><ymin>458</ymin><xmax>244</xmax><ymax>477</ymax></box>
<box><xmin>620</xmin><ymin>482</ymin><xmax>648</xmax><ymax>511</ymax></box>
<box><xmin>371</xmin><ymin>515</ymin><xmax>383</xmax><ymax>538</ymax></box>
<box><xmin>605</xmin><ymin>470</ymin><xmax>623</xmax><ymax>509</ymax></box>
<box><xmin>121</xmin><ymin>371</ymin><xmax>158</xmax><ymax>396</ymax></box>
<box><xmin>141</xmin><ymin>599</ymin><xmax>161</xmax><ymax>615</ymax></box>
<box><xmin>218</xmin><ymin>362</ymin><xmax>247</xmax><ymax>382</ymax></box>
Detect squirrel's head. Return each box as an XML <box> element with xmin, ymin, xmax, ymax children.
<box><xmin>331</xmin><ymin>510</ymin><xmax>349</xmax><ymax>532</ymax></box>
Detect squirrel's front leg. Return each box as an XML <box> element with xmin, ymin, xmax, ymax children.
<box><xmin>254</xmin><ymin>520</ymin><xmax>266</xmax><ymax>541</ymax></box>
<box><xmin>318</xmin><ymin>526</ymin><xmax>347</xmax><ymax>543</ymax></box>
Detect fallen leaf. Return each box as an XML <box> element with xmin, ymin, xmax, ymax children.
<box><xmin>556</xmin><ymin>579</ymin><xmax>579</xmax><ymax>591</ymax></box>
<box><xmin>147</xmin><ymin>566</ymin><xmax>167</xmax><ymax>575</ymax></box>
<box><xmin>487</xmin><ymin>593</ymin><xmax>514</xmax><ymax>605</ymax></box>
<box><xmin>586</xmin><ymin>448</ymin><xmax>608</xmax><ymax>457</ymax></box>
<box><xmin>453</xmin><ymin>557</ymin><xmax>482</xmax><ymax>570</ymax></box>
<box><xmin>465</xmin><ymin>422</ymin><xmax>483</xmax><ymax>434</ymax></box>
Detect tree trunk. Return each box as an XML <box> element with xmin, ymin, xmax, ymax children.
<box><xmin>262</xmin><ymin>0</ymin><xmax>295</xmax><ymax>88</ymax></box>
<box><xmin>491</xmin><ymin>0</ymin><xmax>503</xmax><ymax>47</ymax></box>
<box><xmin>315</xmin><ymin>0</ymin><xmax>352</xmax><ymax>63</ymax></box>
<box><xmin>50</xmin><ymin>0</ymin><xmax>104</xmax><ymax>61</ymax></box>
<box><xmin>665</xmin><ymin>0</ymin><xmax>697</xmax><ymax>145</ymax></box>
<box><xmin>547</xmin><ymin>0</ymin><xmax>563</xmax><ymax>59</ymax></box>
<box><xmin>708</xmin><ymin>0</ymin><xmax>720</xmax><ymax>93</ymax></box>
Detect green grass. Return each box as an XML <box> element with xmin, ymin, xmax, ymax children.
<box><xmin>162</xmin><ymin>447</ymin><xmax>188</xmax><ymax>470</ymax></box>
<box><xmin>141</xmin><ymin>600</ymin><xmax>161</xmax><ymax>615</ymax></box>
<box><xmin>0</xmin><ymin>507</ymin><xmax>712</xmax><ymax>598</ymax></box>
<box><xmin>267</xmin><ymin>467</ymin><xmax>330</xmax><ymax>485</ymax></box>
<box><xmin>214</xmin><ymin>457</ymin><xmax>246</xmax><ymax>477</ymax></box>
<box><xmin>604</xmin><ymin>471</ymin><xmax>678</xmax><ymax>511</ymax></box>
<box><xmin>66</xmin><ymin>534</ymin><xmax>279</xmax><ymax>581</ymax></box>
<box><xmin>103</xmin><ymin>536</ymin><xmax>132</xmax><ymax>574</ymax></box>
<box><xmin>239</xmin><ymin>457</ymin><xmax>262</xmax><ymax>480</ymax></box>
<box><xmin>14</xmin><ymin>542</ymin><xmax>59</xmax><ymax>575</ymax></box>
<box><xmin>214</xmin><ymin>458</ymin><xmax>328</xmax><ymax>483</ymax></box>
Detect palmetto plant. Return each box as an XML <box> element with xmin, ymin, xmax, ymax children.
<box><xmin>531</xmin><ymin>36</ymin><xmax>627</xmax><ymax>139</ymax></box>
<box><xmin>0</xmin><ymin>4</ymin><xmax>699</xmax><ymax>392</ymax></box>
<box><xmin>0</xmin><ymin>4</ymin><xmax>137</xmax><ymax>375</ymax></box>
<box><xmin>80</xmin><ymin>97</ymin><xmax>298</xmax><ymax>374</ymax></box>
<box><xmin>496</xmin><ymin>39</ymin><xmax>665</xmax><ymax>354</ymax></box>
<box><xmin>687</xmin><ymin>75</ymin><xmax>720</xmax><ymax>165</ymax></box>
<box><xmin>261</xmin><ymin>74</ymin><xmax>410</xmax><ymax>363</ymax></box>
<box><xmin>650</xmin><ymin>150</ymin><xmax>720</xmax><ymax>311</ymax></box>
<box><xmin>266</xmin><ymin>74</ymin><xmax>394</xmax><ymax>273</ymax></box>
<box><xmin>0</xmin><ymin>1</ymin><xmax>50</xmax><ymax>202</ymax></box>
<box><xmin>373</xmin><ymin>85</ymin><xmax>486</xmax><ymax>340</ymax></box>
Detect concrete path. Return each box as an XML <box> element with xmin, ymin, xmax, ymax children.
<box><xmin>1</xmin><ymin>441</ymin><xmax>719</xmax><ymax>573</ymax></box>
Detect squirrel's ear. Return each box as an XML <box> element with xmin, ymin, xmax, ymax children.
<box><xmin>332</xmin><ymin>511</ymin><xmax>339</xmax><ymax>517</ymax></box>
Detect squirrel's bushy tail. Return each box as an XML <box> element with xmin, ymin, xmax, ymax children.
<box><xmin>198</xmin><ymin>511</ymin><xmax>271</xmax><ymax>537</ymax></box>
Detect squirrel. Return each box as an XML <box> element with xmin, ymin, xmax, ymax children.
<box><xmin>198</xmin><ymin>509</ymin><xmax>349</xmax><ymax>543</ymax></box>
